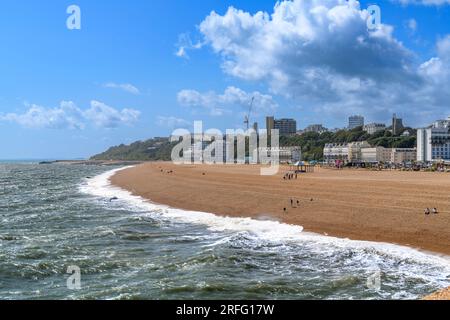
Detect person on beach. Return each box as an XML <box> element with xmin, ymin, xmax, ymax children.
<box><xmin>283</xmin><ymin>207</ymin><xmax>287</xmax><ymax>214</ymax></box>
<box><xmin>433</xmin><ymin>208</ymin><xmax>439</xmax><ymax>214</ymax></box>
<box><xmin>290</xmin><ymin>199</ymin><xmax>294</xmax><ymax>207</ymax></box>
<box><xmin>425</xmin><ymin>208</ymin><xmax>431</xmax><ymax>215</ymax></box>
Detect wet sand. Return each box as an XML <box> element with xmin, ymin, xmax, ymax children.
<box><xmin>111</xmin><ymin>162</ymin><xmax>450</xmax><ymax>257</ymax></box>
<box><xmin>424</xmin><ymin>287</ymin><xmax>450</xmax><ymax>300</ymax></box>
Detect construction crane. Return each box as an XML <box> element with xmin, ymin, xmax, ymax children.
<box><xmin>244</xmin><ymin>96</ymin><xmax>255</xmax><ymax>130</ymax></box>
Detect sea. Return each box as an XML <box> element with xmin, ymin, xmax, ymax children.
<box><xmin>0</xmin><ymin>162</ymin><xmax>449</xmax><ymax>300</ymax></box>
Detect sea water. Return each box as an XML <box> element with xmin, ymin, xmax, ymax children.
<box><xmin>0</xmin><ymin>163</ymin><xmax>449</xmax><ymax>300</ymax></box>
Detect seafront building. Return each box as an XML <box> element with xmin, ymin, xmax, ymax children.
<box><xmin>360</xmin><ymin>147</ymin><xmax>417</xmax><ymax>163</ymax></box>
<box><xmin>417</xmin><ymin>117</ymin><xmax>450</xmax><ymax>162</ymax></box>
<box><xmin>323</xmin><ymin>144</ymin><xmax>350</xmax><ymax>163</ymax></box>
<box><xmin>259</xmin><ymin>147</ymin><xmax>302</xmax><ymax>164</ymax></box>
<box><xmin>390</xmin><ymin>148</ymin><xmax>417</xmax><ymax>163</ymax></box>
<box><xmin>324</xmin><ymin>142</ymin><xmax>417</xmax><ymax>164</ymax></box>
<box><xmin>348</xmin><ymin>141</ymin><xmax>372</xmax><ymax>162</ymax></box>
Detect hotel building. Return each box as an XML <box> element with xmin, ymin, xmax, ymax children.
<box><xmin>417</xmin><ymin>117</ymin><xmax>450</xmax><ymax>162</ymax></box>
<box><xmin>325</xmin><ymin>142</ymin><xmax>417</xmax><ymax>164</ymax></box>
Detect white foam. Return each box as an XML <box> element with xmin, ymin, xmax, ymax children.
<box><xmin>80</xmin><ymin>167</ymin><xmax>450</xmax><ymax>272</ymax></box>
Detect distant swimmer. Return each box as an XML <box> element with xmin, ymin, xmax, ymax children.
<box><xmin>110</xmin><ymin>197</ymin><xmax>119</xmax><ymax>202</ymax></box>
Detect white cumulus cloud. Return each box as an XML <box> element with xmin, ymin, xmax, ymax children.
<box><xmin>103</xmin><ymin>82</ymin><xmax>141</xmax><ymax>95</ymax></box>
<box><xmin>0</xmin><ymin>101</ymin><xmax>140</xmax><ymax>129</ymax></box>
<box><xmin>177</xmin><ymin>86</ymin><xmax>278</xmax><ymax>117</ymax></box>
<box><xmin>194</xmin><ymin>0</ymin><xmax>450</xmax><ymax>124</ymax></box>
<box><xmin>84</xmin><ymin>101</ymin><xmax>140</xmax><ymax>128</ymax></box>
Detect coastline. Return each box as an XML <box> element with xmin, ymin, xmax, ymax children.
<box><xmin>110</xmin><ymin>162</ymin><xmax>450</xmax><ymax>256</ymax></box>
<box><xmin>108</xmin><ymin>162</ymin><xmax>450</xmax><ymax>299</ymax></box>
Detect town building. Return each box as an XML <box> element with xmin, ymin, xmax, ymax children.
<box><xmin>348</xmin><ymin>115</ymin><xmax>364</xmax><ymax>130</ymax></box>
<box><xmin>360</xmin><ymin>147</ymin><xmax>416</xmax><ymax>163</ymax></box>
<box><xmin>259</xmin><ymin>147</ymin><xmax>302</xmax><ymax>164</ymax></box>
<box><xmin>274</xmin><ymin>118</ymin><xmax>297</xmax><ymax>136</ymax></box>
<box><xmin>348</xmin><ymin>141</ymin><xmax>372</xmax><ymax>162</ymax></box>
<box><xmin>325</xmin><ymin>142</ymin><xmax>417</xmax><ymax>164</ymax></box>
<box><xmin>323</xmin><ymin>143</ymin><xmax>350</xmax><ymax>163</ymax></box>
<box><xmin>266</xmin><ymin>117</ymin><xmax>297</xmax><ymax>136</ymax></box>
<box><xmin>390</xmin><ymin>148</ymin><xmax>417</xmax><ymax>163</ymax></box>
<box><xmin>417</xmin><ymin>117</ymin><xmax>450</xmax><ymax>162</ymax></box>
<box><xmin>266</xmin><ymin>117</ymin><xmax>274</xmax><ymax>133</ymax></box>
<box><xmin>363</xmin><ymin>123</ymin><xmax>386</xmax><ymax>135</ymax></box>
<box><xmin>360</xmin><ymin>147</ymin><xmax>391</xmax><ymax>163</ymax></box>
<box><xmin>392</xmin><ymin>114</ymin><xmax>404</xmax><ymax>136</ymax></box>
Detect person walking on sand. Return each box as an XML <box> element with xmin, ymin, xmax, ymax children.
<box><xmin>433</xmin><ymin>208</ymin><xmax>439</xmax><ymax>214</ymax></box>
<box><xmin>290</xmin><ymin>199</ymin><xmax>294</xmax><ymax>207</ymax></box>
<box><xmin>283</xmin><ymin>207</ymin><xmax>287</xmax><ymax>214</ymax></box>
<box><xmin>425</xmin><ymin>208</ymin><xmax>431</xmax><ymax>215</ymax></box>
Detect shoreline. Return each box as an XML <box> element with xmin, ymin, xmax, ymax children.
<box><xmin>110</xmin><ymin>162</ymin><xmax>450</xmax><ymax>256</ymax></box>
<box><xmin>109</xmin><ymin>162</ymin><xmax>450</xmax><ymax>300</ymax></box>
<box><xmin>108</xmin><ymin>163</ymin><xmax>450</xmax><ymax>299</ymax></box>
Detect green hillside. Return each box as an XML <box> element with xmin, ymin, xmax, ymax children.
<box><xmin>90</xmin><ymin>137</ymin><xmax>176</xmax><ymax>161</ymax></box>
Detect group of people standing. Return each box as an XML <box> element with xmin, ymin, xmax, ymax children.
<box><xmin>283</xmin><ymin>172</ymin><xmax>298</xmax><ymax>180</ymax></box>
<box><xmin>283</xmin><ymin>198</ymin><xmax>314</xmax><ymax>214</ymax></box>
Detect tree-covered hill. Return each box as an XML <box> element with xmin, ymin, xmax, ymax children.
<box><xmin>90</xmin><ymin>137</ymin><xmax>176</xmax><ymax>161</ymax></box>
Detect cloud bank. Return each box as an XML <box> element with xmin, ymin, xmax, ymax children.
<box><xmin>192</xmin><ymin>0</ymin><xmax>450</xmax><ymax>124</ymax></box>
<box><xmin>177</xmin><ymin>86</ymin><xmax>278</xmax><ymax>117</ymax></box>
<box><xmin>395</xmin><ymin>0</ymin><xmax>450</xmax><ymax>6</ymax></box>
<box><xmin>0</xmin><ymin>101</ymin><xmax>140</xmax><ymax>129</ymax></box>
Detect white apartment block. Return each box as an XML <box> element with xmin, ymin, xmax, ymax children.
<box><xmin>417</xmin><ymin>117</ymin><xmax>450</xmax><ymax>162</ymax></box>
<box><xmin>323</xmin><ymin>143</ymin><xmax>350</xmax><ymax>162</ymax></box>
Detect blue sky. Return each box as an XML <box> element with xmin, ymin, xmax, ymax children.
<box><xmin>0</xmin><ymin>0</ymin><xmax>449</xmax><ymax>159</ymax></box>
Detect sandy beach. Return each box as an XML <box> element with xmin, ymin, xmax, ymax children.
<box><xmin>111</xmin><ymin>162</ymin><xmax>450</xmax><ymax>257</ymax></box>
